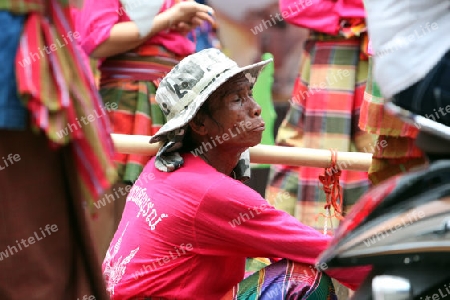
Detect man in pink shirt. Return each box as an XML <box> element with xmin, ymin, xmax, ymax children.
<box><xmin>71</xmin><ymin>0</ymin><xmax>215</xmax><ymax>259</ymax></box>
<box><xmin>103</xmin><ymin>48</ymin><xmax>369</xmax><ymax>299</ymax></box>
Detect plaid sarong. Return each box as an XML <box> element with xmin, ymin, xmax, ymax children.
<box><xmin>222</xmin><ymin>259</ymin><xmax>337</xmax><ymax>300</ymax></box>
<box><xmin>359</xmin><ymin>57</ymin><xmax>426</xmax><ymax>184</ymax></box>
<box><xmin>266</xmin><ymin>33</ymin><xmax>375</xmax><ymax>231</ymax></box>
<box><xmin>3</xmin><ymin>0</ymin><xmax>117</xmax><ymax>213</ymax></box>
<box><xmin>99</xmin><ymin>45</ymin><xmax>183</xmax><ymax>183</ymax></box>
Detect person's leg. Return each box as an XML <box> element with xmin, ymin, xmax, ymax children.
<box><xmin>223</xmin><ymin>259</ymin><xmax>337</xmax><ymax>300</ymax></box>
<box><xmin>0</xmin><ymin>128</ymin><xmax>108</xmax><ymax>300</ymax></box>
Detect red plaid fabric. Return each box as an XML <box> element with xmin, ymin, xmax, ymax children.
<box><xmin>266</xmin><ymin>32</ymin><xmax>375</xmax><ymax>231</ymax></box>
<box><xmin>359</xmin><ymin>57</ymin><xmax>426</xmax><ymax>184</ymax></box>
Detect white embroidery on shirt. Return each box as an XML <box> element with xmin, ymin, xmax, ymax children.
<box><xmin>103</xmin><ymin>222</ymin><xmax>140</xmax><ymax>296</ymax></box>
<box><xmin>127</xmin><ymin>185</ymin><xmax>168</xmax><ymax>230</ymax></box>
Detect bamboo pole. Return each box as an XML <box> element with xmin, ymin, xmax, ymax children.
<box><xmin>111</xmin><ymin>134</ymin><xmax>372</xmax><ymax>172</ymax></box>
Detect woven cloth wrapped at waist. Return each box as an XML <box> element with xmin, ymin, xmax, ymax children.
<box><xmin>99</xmin><ymin>45</ymin><xmax>185</xmax><ymax>84</ymax></box>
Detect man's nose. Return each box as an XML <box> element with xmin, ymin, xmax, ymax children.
<box><xmin>249</xmin><ymin>97</ymin><xmax>261</xmax><ymax>116</ymax></box>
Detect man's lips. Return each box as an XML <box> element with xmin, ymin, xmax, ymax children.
<box><xmin>251</xmin><ymin>122</ymin><xmax>266</xmax><ymax>131</ymax></box>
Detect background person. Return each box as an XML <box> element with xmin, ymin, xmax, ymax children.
<box><xmin>263</xmin><ymin>1</ymin><xmax>375</xmax><ymax>297</ymax></box>
<box><xmin>265</xmin><ymin>0</ymin><xmax>375</xmax><ymax>232</ymax></box>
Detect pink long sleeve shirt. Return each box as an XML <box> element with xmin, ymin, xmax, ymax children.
<box><xmin>103</xmin><ymin>154</ymin><xmax>367</xmax><ymax>299</ymax></box>
<box><xmin>71</xmin><ymin>0</ymin><xmax>194</xmax><ymax>59</ymax></box>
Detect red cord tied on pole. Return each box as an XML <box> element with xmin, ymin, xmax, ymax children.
<box><xmin>316</xmin><ymin>149</ymin><xmax>345</xmax><ymax>235</ymax></box>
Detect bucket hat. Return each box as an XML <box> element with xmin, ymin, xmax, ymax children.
<box><xmin>149</xmin><ymin>48</ymin><xmax>272</xmax><ymax>179</ymax></box>
<box><xmin>150</xmin><ymin>48</ymin><xmax>271</xmax><ymax>143</ymax></box>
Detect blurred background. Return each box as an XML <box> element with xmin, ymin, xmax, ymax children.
<box><xmin>208</xmin><ymin>0</ymin><xmax>308</xmax><ymax>103</ymax></box>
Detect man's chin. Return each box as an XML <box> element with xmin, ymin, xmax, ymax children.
<box><xmin>246</xmin><ymin>140</ymin><xmax>262</xmax><ymax>149</ymax></box>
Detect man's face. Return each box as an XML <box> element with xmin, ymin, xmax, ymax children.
<box><xmin>203</xmin><ymin>74</ymin><xmax>265</xmax><ymax>150</ymax></box>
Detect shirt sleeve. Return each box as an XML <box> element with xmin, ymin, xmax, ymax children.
<box><xmin>71</xmin><ymin>0</ymin><xmax>120</xmax><ymax>55</ymax></box>
<box><xmin>194</xmin><ymin>176</ymin><xmax>369</xmax><ymax>290</ymax></box>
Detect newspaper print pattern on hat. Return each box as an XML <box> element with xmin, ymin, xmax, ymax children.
<box><xmin>152</xmin><ymin>48</ymin><xmax>272</xmax><ymax>181</ymax></box>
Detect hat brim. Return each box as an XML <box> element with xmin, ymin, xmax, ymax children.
<box><xmin>149</xmin><ymin>58</ymin><xmax>273</xmax><ymax>144</ymax></box>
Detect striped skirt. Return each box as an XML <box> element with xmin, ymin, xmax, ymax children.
<box><xmin>99</xmin><ymin>45</ymin><xmax>185</xmax><ymax>184</ymax></box>
<box><xmin>358</xmin><ymin>57</ymin><xmax>426</xmax><ymax>184</ymax></box>
<box><xmin>266</xmin><ymin>33</ymin><xmax>375</xmax><ymax>231</ymax></box>
<box><xmin>222</xmin><ymin>259</ymin><xmax>337</xmax><ymax>299</ymax></box>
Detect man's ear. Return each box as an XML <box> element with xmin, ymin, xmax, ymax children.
<box><xmin>188</xmin><ymin>115</ymin><xmax>208</xmax><ymax>136</ymax></box>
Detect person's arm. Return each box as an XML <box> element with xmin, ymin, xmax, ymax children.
<box><xmin>194</xmin><ymin>177</ymin><xmax>369</xmax><ymax>290</ymax></box>
<box><xmin>91</xmin><ymin>2</ymin><xmax>215</xmax><ymax>58</ymax></box>
<box><xmin>73</xmin><ymin>0</ymin><xmax>214</xmax><ymax>59</ymax></box>
<box><xmin>90</xmin><ymin>17</ymin><xmax>167</xmax><ymax>59</ymax></box>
